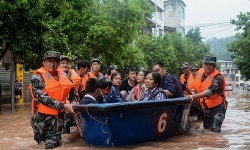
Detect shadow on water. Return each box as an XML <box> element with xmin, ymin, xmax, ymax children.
<box><xmin>0</xmin><ymin>90</ymin><xmax>250</xmax><ymax>149</ymax></box>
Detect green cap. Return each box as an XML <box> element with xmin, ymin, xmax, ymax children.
<box><xmin>191</xmin><ymin>64</ymin><xmax>200</xmax><ymax>71</ymax></box>
<box><xmin>91</xmin><ymin>58</ymin><xmax>101</xmax><ymax>64</ymax></box>
<box><xmin>203</xmin><ymin>56</ymin><xmax>216</xmax><ymax>64</ymax></box>
<box><xmin>109</xmin><ymin>65</ymin><xmax>119</xmax><ymax>70</ymax></box>
<box><xmin>43</xmin><ymin>51</ymin><xmax>60</xmax><ymax>60</ymax></box>
<box><xmin>60</xmin><ymin>55</ymin><xmax>70</xmax><ymax>61</ymax></box>
<box><xmin>180</xmin><ymin>62</ymin><xmax>189</xmax><ymax>69</ymax></box>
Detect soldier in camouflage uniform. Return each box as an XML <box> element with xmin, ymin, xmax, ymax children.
<box><xmin>30</xmin><ymin>51</ymin><xmax>77</xmax><ymax>149</ymax></box>
<box><xmin>188</xmin><ymin>56</ymin><xmax>228</xmax><ymax>133</ymax></box>
<box><xmin>59</xmin><ymin>55</ymin><xmax>80</xmax><ymax>134</ymax></box>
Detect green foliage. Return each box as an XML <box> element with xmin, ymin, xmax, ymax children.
<box><xmin>0</xmin><ymin>0</ymin><xmax>154</xmax><ymax>71</ymax></box>
<box><xmin>228</xmin><ymin>12</ymin><xmax>250</xmax><ymax>79</ymax></box>
<box><xmin>205</xmin><ymin>36</ymin><xmax>236</xmax><ymax>60</ymax></box>
<box><xmin>136</xmin><ymin>31</ymin><xmax>210</xmax><ymax>77</ymax></box>
<box><xmin>186</xmin><ymin>28</ymin><xmax>203</xmax><ymax>44</ymax></box>
<box><xmin>0</xmin><ymin>0</ymin><xmax>211</xmax><ymax>76</ymax></box>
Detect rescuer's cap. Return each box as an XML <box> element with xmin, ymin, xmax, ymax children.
<box><xmin>43</xmin><ymin>51</ymin><xmax>60</xmax><ymax>60</ymax></box>
<box><xmin>190</xmin><ymin>64</ymin><xmax>200</xmax><ymax>71</ymax></box>
<box><xmin>91</xmin><ymin>58</ymin><xmax>101</xmax><ymax>64</ymax></box>
<box><xmin>180</xmin><ymin>62</ymin><xmax>189</xmax><ymax>69</ymax></box>
<box><xmin>203</xmin><ymin>56</ymin><xmax>216</xmax><ymax>64</ymax></box>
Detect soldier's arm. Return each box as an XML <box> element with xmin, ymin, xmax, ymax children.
<box><xmin>67</xmin><ymin>87</ymin><xmax>79</xmax><ymax>104</ymax></box>
<box><xmin>30</xmin><ymin>74</ymin><xmax>64</xmax><ymax>110</ymax></box>
<box><xmin>67</xmin><ymin>75</ymin><xmax>80</xmax><ymax>104</ymax></box>
<box><xmin>206</xmin><ymin>74</ymin><xmax>223</xmax><ymax>97</ymax></box>
<box><xmin>189</xmin><ymin>74</ymin><xmax>223</xmax><ymax>101</ymax></box>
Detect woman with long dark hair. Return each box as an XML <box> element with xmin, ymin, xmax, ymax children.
<box><xmin>126</xmin><ymin>69</ymin><xmax>148</xmax><ymax>101</ymax></box>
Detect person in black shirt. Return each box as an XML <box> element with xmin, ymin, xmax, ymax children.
<box><xmin>119</xmin><ymin>66</ymin><xmax>137</xmax><ymax>98</ymax></box>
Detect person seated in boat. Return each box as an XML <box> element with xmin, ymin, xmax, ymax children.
<box><xmin>80</xmin><ymin>78</ymin><xmax>101</xmax><ymax>104</ymax></box>
<box><xmin>93</xmin><ymin>77</ymin><xmax>113</xmax><ymax>103</ymax></box>
<box><xmin>152</xmin><ymin>61</ymin><xmax>184</xmax><ymax>98</ymax></box>
<box><xmin>104</xmin><ymin>72</ymin><xmax>129</xmax><ymax>103</ymax></box>
<box><xmin>99</xmin><ymin>77</ymin><xmax>113</xmax><ymax>95</ymax></box>
<box><xmin>126</xmin><ymin>69</ymin><xmax>148</xmax><ymax>101</ymax></box>
<box><xmin>119</xmin><ymin>66</ymin><xmax>137</xmax><ymax>99</ymax></box>
<box><xmin>141</xmin><ymin>71</ymin><xmax>167</xmax><ymax>101</ymax></box>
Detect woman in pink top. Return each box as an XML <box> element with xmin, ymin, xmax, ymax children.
<box><xmin>126</xmin><ymin>69</ymin><xmax>148</xmax><ymax>101</ymax></box>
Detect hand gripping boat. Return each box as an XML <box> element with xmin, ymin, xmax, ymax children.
<box><xmin>73</xmin><ymin>97</ymin><xmax>191</xmax><ymax>146</ymax></box>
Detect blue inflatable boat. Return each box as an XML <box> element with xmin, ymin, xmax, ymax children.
<box><xmin>73</xmin><ymin>97</ymin><xmax>191</xmax><ymax>146</ymax></box>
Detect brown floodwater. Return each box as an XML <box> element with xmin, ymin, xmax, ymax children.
<box><xmin>0</xmin><ymin>89</ymin><xmax>250</xmax><ymax>150</ymax></box>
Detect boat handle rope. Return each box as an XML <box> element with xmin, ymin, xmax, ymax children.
<box><xmin>86</xmin><ymin>104</ymin><xmax>113</xmax><ymax>145</ymax></box>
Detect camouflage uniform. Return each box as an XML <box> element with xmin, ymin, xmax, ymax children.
<box><xmin>201</xmin><ymin>73</ymin><xmax>227</xmax><ymax>132</ymax></box>
<box><xmin>30</xmin><ymin>73</ymin><xmax>78</xmax><ymax>149</ymax></box>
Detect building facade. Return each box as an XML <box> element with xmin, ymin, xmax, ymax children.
<box><xmin>217</xmin><ymin>60</ymin><xmax>244</xmax><ymax>88</ymax></box>
<box><xmin>144</xmin><ymin>0</ymin><xmax>186</xmax><ymax>37</ymax></box>
<box><xmin>163</xmin><ymin>0</ymin><xmax>186</xmax><ymax>37</ymax></box>
<box><xmin>144</xmin><ymin>0</ymin><xmax>165</xmax><ymax>36</ymax></box>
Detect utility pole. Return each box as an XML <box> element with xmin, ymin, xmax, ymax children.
<box><xmin>155</xmin><ymin>0</ymin><xmax>158</xmax><ymax>36</ymax></box>
<box><xmin>11</xmin><ymin>51</ymin><xmax>15</xmax><ymax>111</ymax></box>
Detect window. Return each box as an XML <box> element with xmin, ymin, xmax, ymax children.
<box><xmin>169</xmin><ymin>11</ymin><xmax>174</xmax><ymax>17</ymax></box>
<box><xmin>181</xmin><ymin>6</ymin><xmax>185</xmax><ymax>19</ymax></box>
<box><xmin>158</xmin><ymin>12</ymin><xmax>162</xmax><ymax>20</ymax></box>
<box><xmin>159</xmin><ymin>29</ymin><xmax>163</xmax><ymax>36</ymax></box>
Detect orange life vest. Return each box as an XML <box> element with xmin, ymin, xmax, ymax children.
<box><xmin>106</xmin><ymin>75</ymin><xmax>111</xmax><ymax>79</ymax></box>
<box><xmin>30</xmin><ymin>67</ymin><xmax>74</xmax><ymax>116</ymax></box>
<box><xmin>88</xmin><ymin>72</ymin><xmax>103</xmax><ymax>79</ymax></box>
<box><xmin>180</xmin><ymin>73</ymin><xmax>194</xmax><ymax>95</ymax></box>
<box><xmin>180</xmin><ymin>73</ymin><xmax>194</xmax><ymax>89</ymax></box>
<box><xmin>81</xmin><ymin>75</ymin><xmax>89</xmax><ymax>91</ymax></box>
<box><xmin>191</xmin><ymin>68</ymin><xmax>204</xmax><ymax>92</ymax></box>
<box><xmin>69</xmin><ymin>69</ymin><xmax>81</xmax><ymax>92</ymax></box>
<box><xmin>198</xmin><ymin>69</ymin><xmax>226</xmax><ymax>108</ymax></box>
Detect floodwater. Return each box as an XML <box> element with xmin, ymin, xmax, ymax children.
<box><xmin>0</xmin><ymin>89</ymin><xmax>250</xmax><ymax>150</ymax></box>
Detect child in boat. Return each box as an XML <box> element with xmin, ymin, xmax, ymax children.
<box><xmin>141</xmin><ymin>71</ymin><xmax>167</xmax><ymax>101</ymax></box>
<box><xmin>80</xmin><ymin>78</ymin><xmax>101</xmax><ymax>104</ymax></box>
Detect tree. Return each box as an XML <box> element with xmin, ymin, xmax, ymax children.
<box><xmin>186</xmin><ymin>28</ymin><xmax>203</xmax><ymax>44</ymax></box>
<box><xmin>136</xmin><ymin>34</ymin><xmax>178</xmax><ymax>74</ymax></box>
<box><xmin>0</xmin><ymin>0</ymin><xmax>154</xmax><ymax>70</ymax></box>
<box><xmin>227</xmin><ymin>12</ymin><xmax>250</xmax><ymax>79</ymax></box>
<box><xmin>205</xmin><ymin>36</ymin><xmax>235</xmax><ymax>60</ymax></box>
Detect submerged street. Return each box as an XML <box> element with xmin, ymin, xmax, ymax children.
<box><xmin>0</xmin><ymin>89</ymin><xmax>249</xmax><ymax>150</ymax></box>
